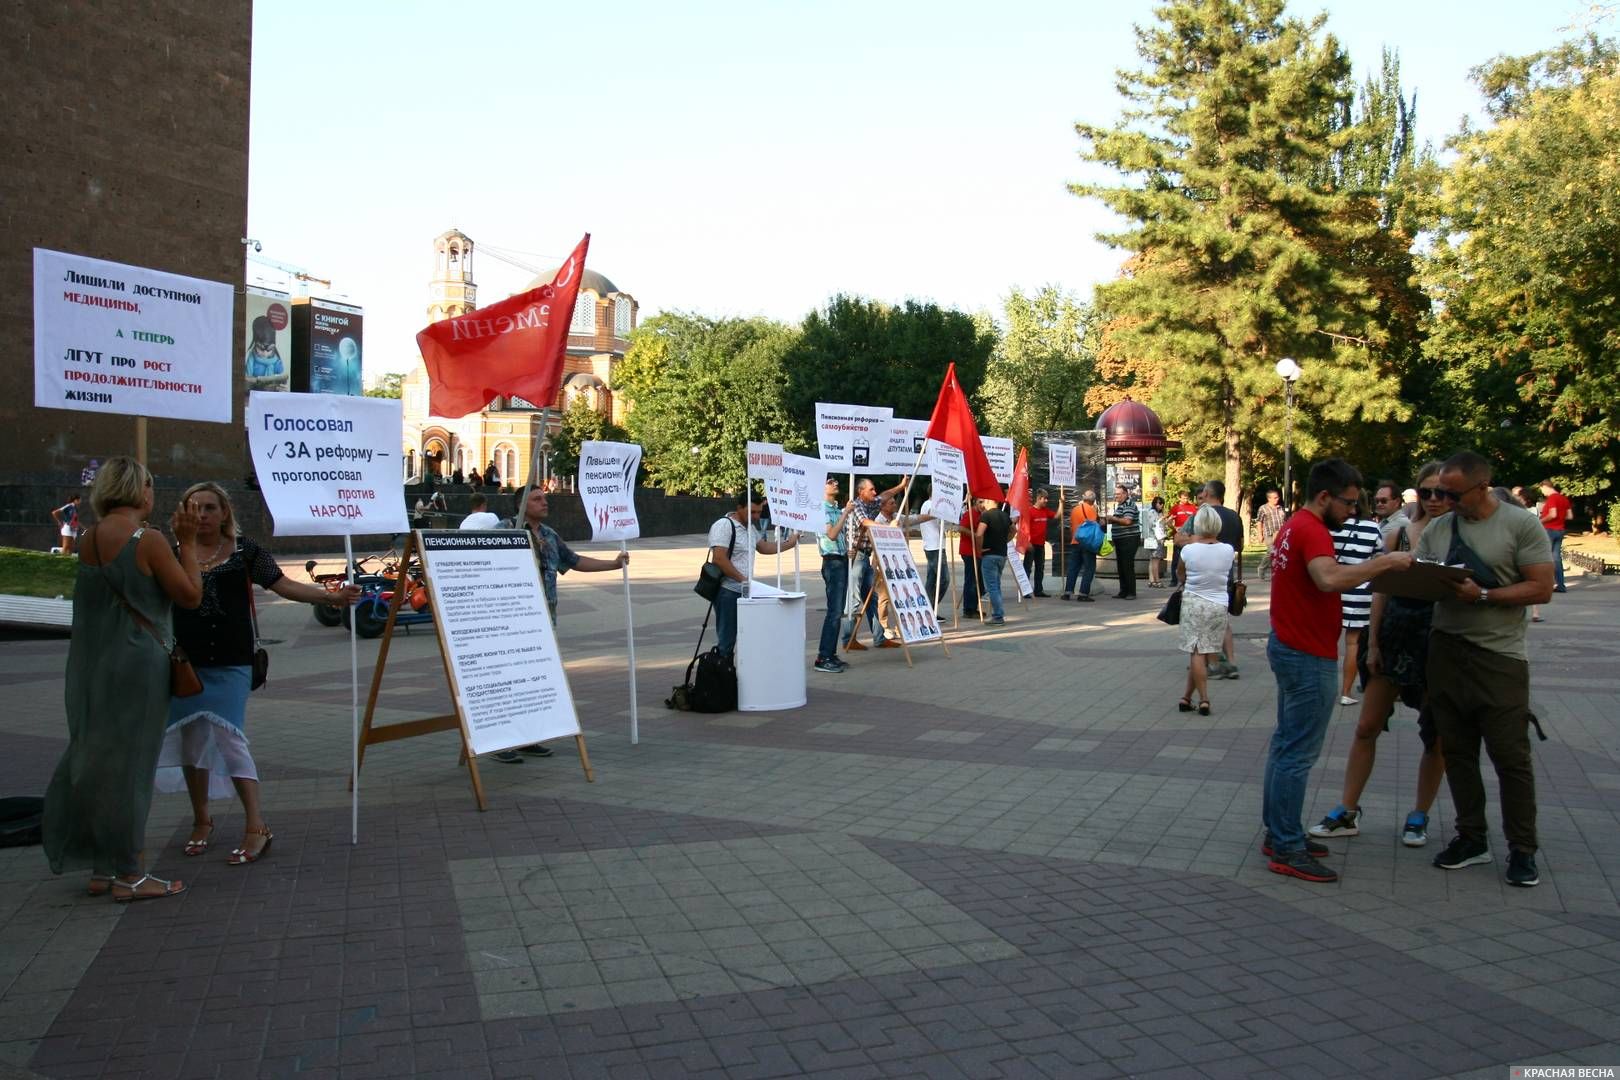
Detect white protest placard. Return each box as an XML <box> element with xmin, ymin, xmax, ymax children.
<box><xmin>418</xmin><ymin>530</ymin><xmax>581</xmax><ymax>756</ymax></box>
<box><xmin>927</xmin><ymin>440</ymin><xmax>967</xmax><ymax>517</ymax></box>
<box><xmin>815</xmin><ymin>402</ymin><xmax>893</xmax><ymax>471</ymax></box>
<box><xmin>1048</xmin><ymin>443</ymin><xmax>1077</xmax><ymax>488</ymax></box>
<box><xmin>578</xmin><ymin>440</ymin><xmax>642</xmax><ymax>541</ymax></box>
<box><xmin>868</xmin><ymin>523</ymin><xmax>943</xmax><ymax>644</ymax></box>
<box><xmin>246</xmin><ymin>391</ymin><xmax>410</xmax><ymax>536</ymax></box>
<box><xmin>1007</xmin><ymin>541</ymin><xmax>1035</xmax><ymax>598</ymax></box>
<box><xmin>776</xmin><ymin>452</ymin><xmax>827</xmax><ymax>532</ymax></box>
<box><xmin>983</xmin><ymin>437</ymin><xmax>1016</xmax><ymax>485</ymax></box>
<box><xmin>33</xmin><ymin>248</ymin><xmax>234</xmax><ymax>423</ymax></box>
<box><xmin>880</xmin><ymin>418</ymin><xmax>932</xmax><ymax>473</ymax></box>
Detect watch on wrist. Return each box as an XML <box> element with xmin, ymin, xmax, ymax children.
<box><xmin>1476</xmin><ymin>588</ymin><xmax>1490</xmax><ymax>605</ymax></box>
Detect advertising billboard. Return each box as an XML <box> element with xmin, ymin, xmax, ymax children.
<box><xmin>245</xmin><ymin>286</ymin><xmax>292</xmax><ymax>392</ymax></box>
<box><xmin>292</xmin><ymin>297</ymin><xmax>363</xmax><ymax>396</ymax></box>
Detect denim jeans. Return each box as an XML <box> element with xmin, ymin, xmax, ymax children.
<box><xmin>1022</xmin><ymin>541</ymin><xmax>1046</xmax><ymax>594</ymax></box>
<box><xmin>712</xmin><ymin>587</ymin><xmax>740</xmax><ymax>656</ymax></box>
<box><xmin>1064</xmin><ymin>545</ymin><xmax>1096</xmax><ymax>595</ymax></box>
<box><xmin>818</xmin><ymin>556</ymin><xmax>847</xmax><ymax>660</ymax></box>
<box><xmin>1546</xmin><ymin>529</ymin><xmax>1565</xmax><ymax>590</ymax></box>
<box><xmin>924</xmin><ymin>548</ymin><xmax>949</xmax><ymax>610</ymax></box>
<box><xmin>961</xmin><ymin>555</ymin><xmax>979</xmax><ymax>615</ymax></box>
<box><xmin>1263</xmin><ymin>634</ymin><xmax>1338</xmax><ymax>854</ymax></box>
<box><xmin>980</xmin><ymin>553</ymin><xmax>1007</xmax><ymax>619</ymax></box>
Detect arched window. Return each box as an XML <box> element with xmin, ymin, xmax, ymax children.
<box><xmin>614</xmin><ymin>296</ymin><xmax>633</xmax><ymax>336</ymax></box>
<box><xmin>492</xmin><ymin>442</ymin><xmax>518</xmax><ymax>487</ymax></box>
<box><xmin>571</xmin><ymin>293</ymin><xmax>595</xmax><ymax>334</ymax></box>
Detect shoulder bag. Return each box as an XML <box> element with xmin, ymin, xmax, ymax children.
<box><xmin>1227</xmin><ymin>543</ymin><xmax>1247</xmax><ymax>616</ymax></box>
<box><xmin>695</xmin><ymin>518</ymin><xmax>738</xmax><ymax>602</ymax></box>
<box><xmin>92</xmin><ymin>524</ymin><xmax>203</xmax><ymax>698</ymax></box>
<box><xmin>1156</xmin><ymin>586</ymin><xmax>1183</xmax><ymax>625</ymax></box>
<box><xmin>247</xmin><ymin>569</ymin><xmax>269</xmax><ymax>691</ymax></box>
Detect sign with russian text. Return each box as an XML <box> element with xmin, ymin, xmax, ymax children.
<box><xmin>417</xmin><ymin>530</ymin><xmax>580</xmax><ymax>756</ymax></box>
<box><xmin>1048</xmin><ymin>442</ymin><xmax>1077</xmax><ymax>488</ymax></box>
<box><xmin>983</xmin><ymin>437</ymin><xmax>1016</xmax><ymax>485</ymax></box>
<box><xmin>776</xmin><ymin>452</ymin><xmax>826</xmax><ymax>532</ymax></box>
<box><xmin>33</xmin><ymin>248</ymin><xmax>233</xmax><ymax>423</ymax></box>
<box><xmin>246</xmin><ymin>391</ymin><xmax>410</xmax><ymax>536</ymax></box>
<box><xmin>868</xmin><ymin>523</ymin><xmax>941</xmax><ymax>644</ymax></box>
<box><xmin>880</xmin><ymin>417</ymin><xmax>932</xmax><ymax>473</ymax></box>
<box><xmin>815</xmin><ymin>402</ymin><xmax>893</xmax><ymax>471</ymax></box>
<box><xmin>578</xmin><ymin>440</ymin><xmax>641</xmax><ymax>541</ymax></box>
<box><xmin>926</xmin><ymin>440</ymin><xmax>967</xmax><ymax>519</ymax></box>
<box><xmin>293</xmin><ymin>298</ymin><xmax>364</xmax><ymax>396</ymax></box>
<box><xmin>1007</xmin><ymin>540</ymin><xmax>1035</xmax><ymax>598</ymax></box>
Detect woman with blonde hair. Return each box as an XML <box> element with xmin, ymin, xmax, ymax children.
<box><xmin>1175</xmin><ymin>505</ymin><xmax>1235</xmax><ymax>715</ymax></box>
<box><xmin>43</xmin><ymin>457</ymin><xmax>203</xmax><ymax>901</ymax></box>
<box><xmin>158</xmin><ymin>482</ymin><xmax>358</xmax><ymax>864</ymax></box>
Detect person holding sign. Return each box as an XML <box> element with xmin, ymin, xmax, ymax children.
<box><xmin>708</xmin><ymin>490</ymin><xmax>799</xmax><ymax>656</ymax></box>
<box><xmin>497</xmin><ymin>486</ymin><xmax>630</xmax><ymax>764</ymax></box>
<box><xmin>816</xmin><ymin>478</ymin><xmax>855</xmax><ymax>674</ymax></box>
<box><xmin>157</xmin><ymin>482</ymin><xmax>361</xmax><ymax>865</ymax></box>
<box><xmin>44</xmin><ymin>458</ymin><xmax>203</xmax><ymax>902</ymax></box>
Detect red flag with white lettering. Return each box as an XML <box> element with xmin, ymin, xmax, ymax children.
<box><xmin>416</xmin><ymin>234</ymin><xmax>590</xmax><ymax>418</ymax></box>
<box><xmin>1008</xmin><ymin>447</ymin><xmax>1031</xmax><ymax>554</ymax></box>
<box><xmin>923</xmin><ymin>362</ymin><xmax>1004</xmax><ymax>501</ymax></box>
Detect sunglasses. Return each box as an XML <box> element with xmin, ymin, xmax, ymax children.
<box><xmin>1417</xmin><ymin>486</ymin><xmax>1457</xmax><ymax>501</ymax></box>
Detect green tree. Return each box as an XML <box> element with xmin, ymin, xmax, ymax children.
<box><xmin>779</xmin><ymin>295</ymin><xmax>998</xmax><ymax>440</ymax></box>
<box><xmin>1420</xmin><ymin>37</ymin><xmax>1620</xmax><ymax>498</ymax></box>
<box><xmin>1071</xmin><ymin>0</ymin><xmax>1408</xmax><ymax>502</ymax></box>
<box><xmin>365</xmin><ymin>371</ymin><xmax>404</xmax><ymax>398</ymax></box>
<box><xmin>616</xmin><ymin>312</ymin><xmax>802</xmax><ymax>494</ymax></box>
<box><xmin>549</xmin><ymin>395</ymin><xmax>630</xmax><ymax>484</ymax></box>
<box><xmin>980</xmin><ymin>285</ymin><xmax>1098</xmax><ymax>444</ymax></box>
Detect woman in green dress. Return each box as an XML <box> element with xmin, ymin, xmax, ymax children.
<box><xmin>43</xmin><ymin>457</ymin><xmax>203</xmax><ymax>901</ymax></box>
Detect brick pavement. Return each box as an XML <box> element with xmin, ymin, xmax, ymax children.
<box><xmin>0</xmin><ymin>535</ymin><xmax>1616</xmax><ymax>1078</ymax></box>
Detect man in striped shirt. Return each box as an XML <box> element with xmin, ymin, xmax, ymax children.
<box><xmin>1330</xmin><ymin>505</ymin><xmax>1384</xmax><ymax>706</ymax></box>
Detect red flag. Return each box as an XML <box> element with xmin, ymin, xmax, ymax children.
<box><xmin>1008</xmin><ymin>447</ymin><xmax>1031</xmax><ymax>554</ymax></box>
<box><xmin>416</xmin><ymin>233</ymin><xmax>591</xmax><ymax>418</ymax></box>
<box><xmin>923</xmin><ymin>362</ymin><xmax>1004</xmax><ymax>501</ymax></box>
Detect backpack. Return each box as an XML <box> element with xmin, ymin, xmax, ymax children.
<box><xmin>665</xmin><ymin>606</ymin><xmax>737</xmax><ymax>713</ymax></box>
<box><xmin>0</xmin><ymin>797</ymin><xmax>44</xmax><ymax>848</ymax></box>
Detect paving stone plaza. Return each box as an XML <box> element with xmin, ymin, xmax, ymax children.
<box><xmin>1</xmin><ymin>536</ymin><xmax>1616</xmax><ymax>1079</ymax></box>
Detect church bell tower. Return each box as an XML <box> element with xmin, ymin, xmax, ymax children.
<box><xmin>427</xmin><ymin>228</ymin><xmax>477</xmax><ymax>323</ymax></box>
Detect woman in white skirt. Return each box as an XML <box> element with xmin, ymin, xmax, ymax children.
<box><xmin>1176</xmin><ymin>506</ymin><xmax>1235</xmax><ymax>715</ymax></box>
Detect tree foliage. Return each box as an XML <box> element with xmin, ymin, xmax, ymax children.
<box><xmin>365</xmin><ymin>372</ymin><xmax>404</xmax><ymax>399</ymax></box>
<box><xmin>615</xmin><ymin>312</ymin><xmax>803</xmax><ymax>495</ymax></box>
<box><xmin>549</xmin><ymin>394</ymin><xmax>630</xmax><ymax>484</ymax></box>
<box><xmin>1072</xmin><ymin>0</ymin><xmax>1409</xmax><ymax>502</ymax></box>
<box><xmin>980</xmin><ymin>286</ymin><xmax>1098</xmax><ymax>445</ymax></box>
<box><xmin>1419</xmin><ymin>37</ymin><xmax>1620</xmax><ymax>497</ymax></box>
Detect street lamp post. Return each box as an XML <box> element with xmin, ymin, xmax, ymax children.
<box><xmin>1275</xmin><ymin>358</ymin><xmax>1301</xmax><ymax>510</ymax></box>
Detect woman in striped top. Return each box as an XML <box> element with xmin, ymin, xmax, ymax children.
<box><xmin>1331</xmin><ymin>503</ymin><xmax>1384</xmax><ymax>706</ymax></box>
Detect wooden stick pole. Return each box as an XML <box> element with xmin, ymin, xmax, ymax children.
<box><xmin>346</xmin><ymin>535</ymin><xmax>359</xmax><ymax>844</ymax></box>
<box><xmin>621</xmin><ymin>540</ymin><xmax>638</xmax><ymax>745</ymax></box>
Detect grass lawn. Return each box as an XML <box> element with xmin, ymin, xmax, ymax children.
<box><xmin>1566</xmin><ymin>532</ymin><xmax>1619</xmax><ymax>563</ymax></box>
<box><xmin>0</xmin><ymin>546</ymin><xmax>78</xmax><ymax>599</ymax></box>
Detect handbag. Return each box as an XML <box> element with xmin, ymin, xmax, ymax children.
<box><xmin>91</xmin><ymin>523</ymin><xmax>203</xmax><ymax>698</ymax></box>
<box><xmin>248</xmin><ymin>574</ymin><xmax>268</xmax><ymax>691</ymax></box>
<box><xmin>1227</xmin><ymin>543</ymin><xmax>1247</xmax><ymax>615</ymax></box>
<box><xmin>695</xmin><ymin>518</ymin><xmax>737</xmax><ymax>602</ymax></box>
<box><xmin>1157</xmin><ymin>587</ymin><xmax>1183</xmax><ymax>625</ymax></box>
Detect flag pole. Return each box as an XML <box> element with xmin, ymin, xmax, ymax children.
<box><xmin>346</xmin><ymin>534</ymin><xmax>359</xmax><ymax>845</ymax></box>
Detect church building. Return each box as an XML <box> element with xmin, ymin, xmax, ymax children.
<box><xmin>400</xmin><ymin>228</ymin><xmax>638</xmax><ymax>485</ymax></box>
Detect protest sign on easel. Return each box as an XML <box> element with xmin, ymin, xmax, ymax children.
<box><xmin>356</xmin><ymin>530</ymin><xmax>594</xmax><ymax>812</ymax></box>
<box><xmin>862</xmin><ymin>523</ymin><xmax>947</xmax><ymax>666</ymax></box>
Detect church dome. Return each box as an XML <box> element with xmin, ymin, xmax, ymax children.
<box><xmin>1095</xmin><ymin>397</ymin><xmax>1179</xmax><ymax>461</ymax></box>
<box><xmin>524</xmin><ymin>268</ymin><xmax>620</xmax><ymax>295</ymax></box>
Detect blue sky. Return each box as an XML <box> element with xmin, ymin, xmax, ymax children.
<box><xmin>247</xmin><ymin>0</ymin><xmax>1589</xmax><ymax>378</ymax></box>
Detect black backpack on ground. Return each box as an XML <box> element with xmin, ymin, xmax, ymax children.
<box><xmin>666</xmin><ymin>605</ymin><xmax>737</xmax><ymax>713</ymax></box>
<box><xmin>0</xmin><ymin>797</ymin><xmax>44</xmax><ymax>848</ymax></box>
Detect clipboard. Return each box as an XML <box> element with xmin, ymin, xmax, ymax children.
<box><xmin>1370</xmin><ymin>560</ymin><xmax>1471</xmax><ymax>602</ymax></box>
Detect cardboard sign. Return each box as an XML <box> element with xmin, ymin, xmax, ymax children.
<box><xmin>1007</xmin><ymin>540</ymin><xmax>1035</xmax><ymax>598</ymax></box>
<box><xmin>33</xmin><ymin>248</ymin><xmax>234</xmax><ymax>423</ymax></box>
<box><xmin>417</xmin><ymin>530</ymin><xmax>581</xmax><ymax>756</ymax></box>
<box><xmin>1048</xmin><ymin>443</ymin><xmax>1077</xmax><ymax>488</ymax></box>
<box><xmin>880</xmin><ymin>417</ymin><xmax>932</xmax><ymax>473</ymax></box>
<box><xmin>815</xmin><ymin>402</ymin><xmax>893</xmax><ymax>471</ymax></box>
<box><xmin>246</xmin><ymin>391</ymin><xmax>410</xmax><ymax>536</ymax></box>
<box><xmin>982</xmin><ymin>437</ymin><xmax>1016</xmax><ymax>485</ymax></box>
<box><xmin>927</xmin><ymin>440</ymin><xmax>968</xmax><ymax>517</ymax></box>
<box><xmin>578</xmin><ymin>440</ymin><xmax>642</xmax><ymax>541</ymax></box>
<box><xmin>868</xmin><ymin>523</ymin><xmax>943</xmax><ymax>643</ymax></box>
<box><xmin>776</xmin><ymin>452</ymin><xmax>827</xmax><ymax>532</ymax></box>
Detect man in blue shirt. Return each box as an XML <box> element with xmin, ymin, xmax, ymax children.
<box><xmin>817</xmin><ymin>478</ymin><xmax>855</xmax><ymax>673</ymax></box>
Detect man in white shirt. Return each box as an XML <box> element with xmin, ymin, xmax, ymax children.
<box><xmin>458</xmin><ymin>494</ymin><xmax>502</xmax><ymax>530</ymax></box>
<box><xmin>918</xmin><ymin>489</ymin><xmax>957</xmax><ymax>613</ymax></box>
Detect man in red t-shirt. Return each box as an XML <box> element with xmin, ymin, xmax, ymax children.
<box><xmin>1537</xmin><ymin>482</ymin><xmax>1572</xmax><ymax>592</ymax></box>
<box><xmin>1024</xmin><ymin>489</ymin><xmax>1057</xmax><ymax>597</ymax></box>
<box><xmin>1263</xmin><ymin>458</ymin><xmax>1412</xmax><ymax>883</ymax></box>
<box><xmin>1167</xmin><ymin>491</ymin><xmax>1198</xmax><ymax>586</ymax></box>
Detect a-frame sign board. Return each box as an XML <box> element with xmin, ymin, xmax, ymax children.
<box><xmin>354</xmin><ymin>529</ymin><xmax>594</xmax><ymax>811</ymax></box>
<box><xmin>844</xmin><ymin>522</ymin><xmax>949</xmax><ymax>667</ymax></box>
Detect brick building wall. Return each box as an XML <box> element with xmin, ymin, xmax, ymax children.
<box><xmin>0</xmin><ymin>1</ymin><xmax>252</xmax><ymax>487</ymax></box>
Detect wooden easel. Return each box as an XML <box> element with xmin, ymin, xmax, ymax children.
<box><xmin>844</xmin><ymin>522</ymin><xmax>949</xmax><ymax>666</ymax></box>
<box><xmin>353</xmin><ymin>531</ymin><xmax>595</xmax><ymax>812</ymax></box>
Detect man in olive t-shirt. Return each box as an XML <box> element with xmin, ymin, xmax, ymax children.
<box><xmin>1416</xmin><ymin>451</ymin><xmax>1553</xmax><ymax>888</ymax></box>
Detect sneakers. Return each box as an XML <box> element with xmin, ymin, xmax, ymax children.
<box><xmin>1076</xmin><ymin>594</ymin><xmax>1095</xmax><ymax>602</ymax></box>
<box><xmin>1432</xmin><ymin>835</ymin><xmax>1492</xmax><ymax>870</ymax></box>
<box><xmin>1267</xmin><ymin>849</ymin><xmax>1338</xmax><ymax>883</ymax></box>
<box><xmin>1401</xmin><ymin>811</ymin><xmax>1429</xmax><ymax>848</ymax></box>
<box><xmin>813</xmin><ymin>657</ymin><xmax>845</xmax><ymax>674</ymax></box>
<box><xmin>1060</xmin><ymin>592</ymin><xmax>1072</xmax><ymax>600</ymax></box>
<box><xmin>1210</xmin><ymin>660</ymin><xmax>1240</xmax><ymax>680</ymax></box>
<box><xmin>1506</xmin><ymin>850</ymin><xmax>1540</xmax><ymax>888</ymax></box>
<box><xmin>493</xmin><ymin>750</ymin><xmax>523</xmax><ymax>764</ymax></box>
<box><xmin>521</xmin><ymin>744</ymin><xmax>553</xmax><ymax>758</ymax></box>
<box><xmin>1308</xmin><ymin>805</ymin><xmax>1361</xmax><ymax>838</ymax></box>
<box><xmin>988</xmin><ymin>617</ymin><xmax>1006</xmax><ymax>626</ymax></box>
<box><xmin>1339</xmin><ymin>695</ymin><xmax>1359</xmax><ymax>706</ymax></box>
<box><xmin>1261</xmin><ymin>836</ymin><xmax>1330</xmax><ymax>859</ymax></box>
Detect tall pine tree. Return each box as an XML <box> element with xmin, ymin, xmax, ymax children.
<box><xmin>1073</xmin><ymin>0</ymin><xmax>1407</xmax><ymax>502</ymax></box>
